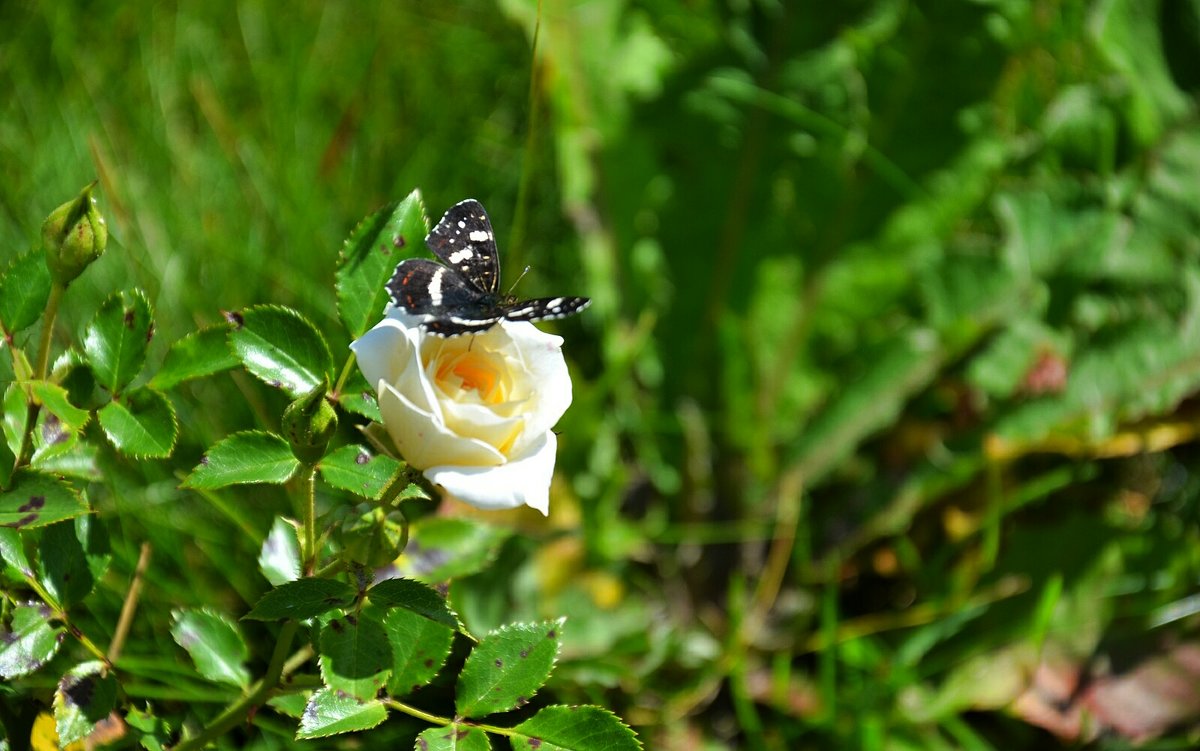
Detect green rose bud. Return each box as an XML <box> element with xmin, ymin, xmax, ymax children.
<box><xmin>43</xmin><ymin>182</ymin><xmax>108</xmax><ymax>285</ymax></box>
<box><xmin>335</xmin><ymin>503</ymin><xmax>408</xmax><ymax>568</ymax></box>
<box><xmin>282</xmin><ymin>382</ymin><xmax>338</xmax><ymax>464</ymax></box>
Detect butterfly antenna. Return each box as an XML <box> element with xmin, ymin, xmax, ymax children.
<box><xmin>506</xmin><ymin>265</ymin><xmax>531</xmax><ymax>296</ymax></box>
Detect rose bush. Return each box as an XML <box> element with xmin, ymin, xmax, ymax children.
<box><xmin>351</xmin><ymin>306</ymin><xmax>575</xmax><ymax>514</ymax></box>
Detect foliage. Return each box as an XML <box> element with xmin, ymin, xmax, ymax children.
<box><xmin>3</xmin><ymin>0</ymin><xmax>1200</xmax><ymax>749</ymax></box>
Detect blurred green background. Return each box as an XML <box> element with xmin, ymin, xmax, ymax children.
<box><xmin>5</xmin><ymin>0</ymin><xmax>1200</xmax><ymax>747</ymax></box>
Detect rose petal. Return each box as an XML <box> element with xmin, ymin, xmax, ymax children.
<box><xmin>377</xmin><ymin>381</ymin><xmax>504</xmax><ymax>470</ymax></box>
<box><xmin>424</xmin><ymin>431</ymin><xmax>557</xmax><ymax>514</ymax></box>
<box><xmin>501</xmin><ymin>322</ymin><xmax>573</xmax><ymax>449</ymax></box>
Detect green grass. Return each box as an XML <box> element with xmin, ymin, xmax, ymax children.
<box><xmin>4</xmin><ymin>0</ymin><xmax>1200</xmax><ymax>748</ymax></box>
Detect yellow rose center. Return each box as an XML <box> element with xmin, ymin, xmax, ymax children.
<box><xmin>435</xmin><ymin>350</ymin><xmax>506</xmax><ymax>404</ymax></box>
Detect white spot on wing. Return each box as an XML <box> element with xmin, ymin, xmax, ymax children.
<box><xmin>469</xmin><ymin>230</ymin><xmax>491</xmax><ymax>243</ymax></box>
<box><xmin>447</xmin><ymin>249</ymin><xmax>473</xmax><ymax>264</ymax></box>
<box><xmin>429</xmin><ymin>267</ymin><xmax>445</xmax><ymax>307</ymax></box>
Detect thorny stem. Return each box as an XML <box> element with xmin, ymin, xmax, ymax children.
<box><xmin>170</xmin><ymin>621</ymin><xmax>300</xmax><ymax>751</ymax></box>
<box><xmin>15</xmin><ymin>281</ymin><xmax>64</xmax><ymax>468</ymax></box>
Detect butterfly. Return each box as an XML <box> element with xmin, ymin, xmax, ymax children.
<box><xmin>386</xmin><ymin>199</ymin><xmax>591</xmax><ymax>337</ymax></box>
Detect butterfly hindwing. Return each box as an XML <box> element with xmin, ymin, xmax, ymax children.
<box><xmin>424</xmin><ymin>199</ymin><xmax>500</xmax><ymax>295</ymax></box>
<box><xmin>387</xmin><ymin>259</ymin><xmax>490</xmax><ymax>313</ymax></box>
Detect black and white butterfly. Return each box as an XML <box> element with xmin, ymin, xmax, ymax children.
<box><xmin>386</xmin><ymin>199</ymin><xmax>591</xmax><ymax>337</ymax></box>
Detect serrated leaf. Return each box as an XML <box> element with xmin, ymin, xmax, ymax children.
<box><xmin>297</xmin><ymin>688</ymin><xmax>387</xmax><ymax>739</ymax></box>
<box><xmin>319</xmin><ymin>445</ymin><xmax>405</xmax><ymax>500</ymax></box>
<box><xmin>170</xmin><ymin>609</ymin><xmax>251</xmax><ymax>687</ymax></box>
<box><xmin>182</xmin><ymin>431</ymin><xmax>300</xmax><ymax>489</ymax></box>
<box><xmin>268</xmin><ymin>692</ymin><xmax>310</xmax><ymax>719</ymax></box>
<box><xmin>0</xmin><ymin>419</ymin><xmax>15</xmax><ymax>489</ymax></box>
<box><xmin>82</xmin><ymin>289</ymin><xmax>154</xmax><ymax>394</ymax></box>
<box><xmin>259</xmin><ymin>517</ymin><xmax>301</xmax><ymax>586</ymax></box>
<box><xmin>0</xmin><ymin>470</ymin><xmax>88</xmax><ymax>529</ymax></box>
<box><xmin>395</xmin><ymin>518</ymin><xmax>512</xmax><ymax>583</ymax></box>
<box><xmin>228</xmin><ymin>305</ymin><xmax>333</xmax><ymax>397</ymax></box>
<box><xmin>456</xmin><ymin>619</ymin><xmax>563</xmax><ymax>718</ymax></box>
<box><xmin>318</xmin><ymin>613</ymin><xmax>391</xmax><ymax>700</ymax></box>
<box><xmin>511</xmin><ymin>705</ymin><xmax>642</xmax><ymax>751</ymax></box>
<box><xmin>367</xmin><ymin>578</ymin><xmax>459</xmax><ymax>629</ymax></box>
<box><xmin>415</xmin><ymin>725</ymin><xmax>491</xmax><ymax>751</ymax></box>
<box><xmin>336</xmin><ymin>190</ymin><xmax>428</xmax><ymax>338</ymax></box>
<box><xmin>150</xmin><ymin>325</ymin><xmax>238</xmax><ymax>390</ymax></box>
<box><xmin>53</xmin><ymin>660</ymin><xmax>118</xmax><ymax>746</ymax></box>
<box><xmin>0</xmin><ymin>602</ymin><xmax>65</xmax><ymax>679</ymax></box>
<box><xmin>0</xmin><ymin>249</ymin><xmax>51</xmax><ymax>336</ymax></box>
<box><xmin>243</xmin><ymin>577</ymin><xmax>356</xmax><ymax>621</ymax></box>
<box><xmin>335</xmin><ymin>367</ymin><xmax>382</xmax><ymax>422</ymax></box>
<box><xmin>382</xmin><ymin>601</ymin><xmax>455</xmax><ymax>697</ymax></box>
<box><xmin>38</xmin><ymin>519</ymin><xmax>100</xmax><ymax>609</ymax></box>
<box><xmin>97</xmin><ymin>386</ymin><xmax>178</xmax><ymax>458</ymax></box>
<box><xmin>27</xmin><ymin>382</ymin><xmax>89</xmax><ymax>438</ymax></box>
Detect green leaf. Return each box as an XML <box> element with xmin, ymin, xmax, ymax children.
<box><xmin>318</xmin><ymin>445</ymin><xmax>405</xmax><ymax>500</ymax></box>
<box><xmin>259</xmin><ymin>517</ymin><xmax>301</xmax><ymax>586</ymax></box>
<box><xmin>336</xmin><ymin>190</ymin><xmax>428</xmax><ymax>338</ymax></box>
<box><xmin>335</xmin><ymin>367</ymin><xmax>382</xmax><ymax>422</ymax></box>
<box><xmin>150</xmin><ymin>324</ymin><xmax>238</xmax><ymax>390</ymax></box>
<box><xmin>97</xmin><ymin>387</ymin><xmax>178</xmax><ymax>458</ymax></box>
<box><xmin>395</xmin><ymin>518</ymin><xmax>513</xmax><ymax>583</ymax></box>
<box><xmin>38</xmin><ymin>519</ymin><xmax>102</xmax><ymax>609</ymax></box>
<box><xmin>0</xmin><ymin>602</ymin><xmax>65</xmax><ymax>679</ymax></box>
<box><xmin>170</xmin><ymin>609</ymin><xmax>251</xmax><ymax>688</ymax></box>
<box><xmin>318</xmin><ymin>613</ymin><xmax>391</xmax><ymax>701</ymax></box>
<box><xmin>511</xmin><ymin>705</ymin><xmax>642</xmax><ymax>751</ymax></box>
<box><xmin>0</xmin><ymin>249</ymin><xmax>51</xmax><ymax>336</ymax></box>
<box><xmin>53</xmin><ymin>660</ymin><xmax>119</xmax><ymax>746</ymax></box>
<box><xmin>381</xmin><ymin>600</ymin><xmax>455</xmax><ymax>697</ymax></box>
<box><xmin>30</xmin><ymin>381</ymin><xmax>90</xmax><ymax>435</ymax></box>
<box><xmin>456</xmin><ymin>619</ymin><xmax>563</xmax><ymax>718</ymax></box>
<box><xmin>0</xmin><ymin>527</ymin><xmax>34</xmax><ymax>579</ymax></box>
<box><xmin>125</xmin><ymin>705</ymin><xmax>173</xmax><ymax>751</ymax></box>
<box><xmin>296</xmin><ymin>688</ymin><xmax>387</xmax><ymax>739</ymax></box>
<box><xmin>82</xmin><ymin>289</ymin><xmax>154</xmax><ymax>395</ymax></box>
<box><xmin>243</xmin><ymin>577</ymin><xmax>356</xmax><ymax>621</ymax></box>
<box><xmin>415</xmin><ymin>725</ymin><xmax>492</xmax><ymax>751</ymax></box>
<box><xmin>0</xmin><ymin>470</ymin><xmax>88</xmax><ymax>529</ymax></box>
<box><xmin>0</xmin><ymin>419</ymin><xmax>15</xmax><ymax>489</ymax></box>
<box><xmin>182</xmin><ymin>431</ymin><xmax>300</xmax><ymax>489</ymax></box>
<box><xmin>228</xmin><ymin>305</ymin><xmax>333</xmax><ymax>397</ymax></box>
<box><xmin>267</xmin><ymin>692</ymin><xmax>309</xmax><ymax>719</ymax></box>
<box><xmin>367</xmin><ymin>577</ymin><xmax>459</xmax><ymax>629</ymax></box>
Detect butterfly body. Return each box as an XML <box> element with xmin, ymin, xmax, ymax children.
<box><xmin>387</xmin><ymin>199</ymin><xmax>591</xmax><ymax>337</ymax></box>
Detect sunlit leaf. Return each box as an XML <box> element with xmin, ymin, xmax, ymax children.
<box><xmin>243</xmin><ymin>578</ymin><xmax>356</xmax><ymax>621</ymax></box>
<box><xmin>53</xmin><ymin>660</ymin><xmax>118</xmax><ymax>746</ymax></box>
<box><xmin>0</xmin><ymin>249</ymin><xmax>51</xmax><ymax>336</ymax></box>
<box><xmin>318</xmin><ymin>444</ymin><xmax>404</xmax><ymax>500</ymax></box>
<box><xmin>182</xmin><ymin>431</ymin><xmax>299</xmax><ymax>489</ymax></box>
<box><xmin>150</xmin><ymin>324</ymin><xmax>238</xmax><ymax>390</ymax></box>
<box><xmin>456</xmin><ymin>619</ymin><xmax>563</xmax><ymax>718</ymax></box>
<box><xmin>0</xmin><ymin>470</ymin><xmax>88</xmax><ymax>530</ymax></box>
<box><xmin>336</xmin><ymin>190</ymin><xmax>428</xmax><ymax>338</ymax></box>
<box><xmin>0</xmin><ymin>602</ymin><xmax>64</xmax><ymax>679</ymax></box>
<box><xmin>296</xmin><ymin>688</ymin><xmax>387</xmax><ymax>739</ymax></box>
<box><xmin>510</xmin><ymin>705</ymin><xmax>642</xmax><ymax>751</ymax></box>
<box><xmin>82</xmin><ymin>289</ymin><xmax>154</xmax><ymax>395</ymax></box>
<box><xmin>97</xmin><ymin>386</ymin><xmax>178</xmax><ymax>458</ymax></box>
<box><xmin>170</xmin><ymin>609</ymin><xmax>250</xmax><ymax>687</ymax></box>
<box><xmin>227</xmin><ymin>305</ymin><xmax>333</xmax><ymax>397</ymax></box>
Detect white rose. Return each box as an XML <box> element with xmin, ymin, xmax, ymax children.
<box><xmin>350</xmin><ymin>307</ymin><xmax>575</xmax><ymax>514</ymax></box>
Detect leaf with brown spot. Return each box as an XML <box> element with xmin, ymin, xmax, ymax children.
<box><xmin>456</xmin><ymin>619</ymin><xmax>563</xmax><ymax>718</ymax></box>
<box><xmin>0</xmin><ymin>470</ymin><xmax>88</xmax><ymax>530</ymax></box>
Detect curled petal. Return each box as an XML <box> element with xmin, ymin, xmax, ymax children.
<box><xmin>424</xmin><ymin>431</ymin><xmax>557</xmax><ymax>514</ymax></box>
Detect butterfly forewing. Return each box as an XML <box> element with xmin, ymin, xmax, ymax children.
<box><xmin>424</xmin><ymin>199</ymin><xmax>500</xmax><ymax>295</ymax></box>
<box><xmin>501</xmin><ymin>297</ymin><xmax>592</xmax><ymax>322</ymax></box>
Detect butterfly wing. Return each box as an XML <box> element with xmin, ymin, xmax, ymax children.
<box><xmin>425</xmin><ymin>199</ymin><xmax>501</xmax><ymax>295</ymax></box>
<box><xmin>501</xmin><ymin>296</ymin><xmax>592</xmax><ymax>323</ymax></box>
